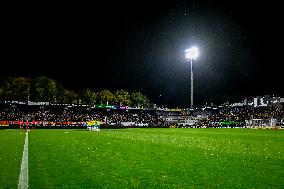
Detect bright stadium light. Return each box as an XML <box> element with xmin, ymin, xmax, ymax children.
<box><xmin>185</xmin><ymin>47</ymin><xmax>199</xmax><ymax>60</ymax></box>
<box><xmin>185</xmin><ymin>46</ymin><xmax>199</xmax><ymax>109</ymax></box>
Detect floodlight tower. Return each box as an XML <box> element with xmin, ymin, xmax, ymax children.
<box><xmin>185</xmin><ymin>47</ymin><xmax>199</xmax><ymax>109</ymax></box>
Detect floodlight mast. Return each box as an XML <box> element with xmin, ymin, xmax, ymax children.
<box><xmin>185</xmin><ymin>47</ymin><xmax>199</xmax><ymax>109</ymax></box>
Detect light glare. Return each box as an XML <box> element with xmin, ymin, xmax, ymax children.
<box><xmin>185</xmin><ymin>47</ymin><xmax>199</xmax><ymax>60</ymax></box>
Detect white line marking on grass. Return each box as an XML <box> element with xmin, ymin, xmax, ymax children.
<box><xmin>18</xmin><ymin>131</ymin><xmax>28</xmax><ymax>189</ymax></box>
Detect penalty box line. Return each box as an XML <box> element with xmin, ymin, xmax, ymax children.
<box><xmin>18</xmin><ymin>131</ymin><xmax>29</xmax><ymax>189</ymax></box>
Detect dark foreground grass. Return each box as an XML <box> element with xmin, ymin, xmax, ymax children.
<box><xmin>27</xmin><ymin>128</ymin><xmax>284</xmax><ymax>189</ymax></box>
<box><xmin>0</xmin><ymin>129</ymin><xmax>26</xmax><ymax>189</ymax></box>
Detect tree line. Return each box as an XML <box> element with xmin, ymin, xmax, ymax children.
<box><xmin>0</xmin><ymin>77</ymin><xmax>152</xmax><ymax>107</ymax></box>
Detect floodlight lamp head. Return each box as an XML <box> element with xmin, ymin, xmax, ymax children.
<box><xmin>185</xmin><ymin>47</ymin><xmax>199</xmax><ymax>60</ymax></box>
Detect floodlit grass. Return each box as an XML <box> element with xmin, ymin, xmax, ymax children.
<box><xmin>28</xmin><ymin>128</ymin><xmax>284</xmax><ymax>189</ymax></box>
<box><xmin>0</xmin><ymin>129</ymin><xmax>26</xmax><ymax>189</ymax></box>
<box><xmin>1</xmin><ymin>128</ymin><xmax>283</xmax><ymax>188</ymax></box>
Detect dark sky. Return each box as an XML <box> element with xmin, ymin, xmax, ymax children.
<box><xmin>3</xmin><ymin>0</ymin><xmax>283</xmax><ymax>107</ymax></box>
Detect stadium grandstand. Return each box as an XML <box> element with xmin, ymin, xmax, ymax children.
<box><xmin>1</xmin><ymin>95</ymin><xmax>283</xmax><ymax>129</ymax></box>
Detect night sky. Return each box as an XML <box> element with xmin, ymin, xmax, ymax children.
<box><xmin>3</xmin><ymin>0</ymin><xmax>283</xmax><ymax>107</ymax></box>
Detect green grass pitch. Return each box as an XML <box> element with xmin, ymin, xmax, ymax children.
<box><xmin>1</xmin><ymin>128</ymin><xmax>284</xmax><ymax>188</ymax></box>
<box><xmin>0</xmin><ymin>130</ymin><xmax>26</xmax><ymax>189</ymax></box>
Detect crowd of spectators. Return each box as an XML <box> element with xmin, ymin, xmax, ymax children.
<box><xmin>0</xmin><ymin>103</ymin><xmax>283</xmax><ymax>127</ymax></box>
<box><xmin>195</xmin><ymin>104</ymin><xmax>284</xmax><ymax>127</ymax></box>
<box><xmin>0</xmin><ymin>104</ymin><xmax>165</xmax><ymax>127</ymax></box>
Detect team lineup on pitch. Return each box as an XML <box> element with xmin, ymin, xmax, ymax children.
<box><xmin>1</xmin><ymin>128</ymin><xmax>281</xmax><ymax>188</ymax></box>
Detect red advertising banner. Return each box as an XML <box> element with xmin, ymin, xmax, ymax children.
<box><xmin>0</xmin><ymin>120</ymin><xmax>87</xmax><ymax>126</ymax></box>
